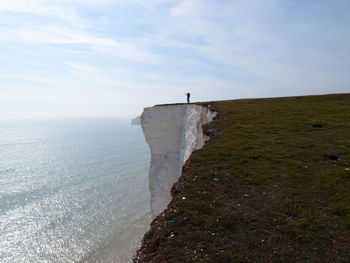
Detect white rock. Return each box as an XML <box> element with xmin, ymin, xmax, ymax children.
<box><xmin>131</xmin><ymin>116</ymin><xmax>141</xmax><ymax>125</ymax></box>
<box><xmin>140</xmin><ymin>104</ymin><xmax>216</xmax><ymax>218</ymax></box>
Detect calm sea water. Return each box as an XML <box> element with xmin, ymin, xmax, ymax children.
<box><xmin>0</xmin><ymin>119</ymin><xmax>151</xmax><ymax>263</ymax></box>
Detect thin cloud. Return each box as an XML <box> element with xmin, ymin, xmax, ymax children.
<box><xmin>0</xmin><ymin>0</ymin><xmax>349</xmax><ymax>119</ymax></box>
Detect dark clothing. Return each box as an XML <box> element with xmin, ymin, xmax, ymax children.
<box><xmin>186</xmin><ymin>93</ymin><xmax>190</xmax><ymax>103</ymax></box>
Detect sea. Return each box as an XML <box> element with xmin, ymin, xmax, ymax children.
<box><xmin>0</xmin><ymin>119</ymin><xmax>151</xmax><ymax>263</ymax></box>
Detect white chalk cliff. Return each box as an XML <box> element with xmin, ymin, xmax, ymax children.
<box><xmin>140</xmin><ymin>104</ymin><xmax>216</xmax><ymax>218</ymax></box>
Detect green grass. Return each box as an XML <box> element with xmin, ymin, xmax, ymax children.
<box><xmin>134</xmin><ymin>94</ymin><xmax>350</xmax><ymax>263</ymax></box>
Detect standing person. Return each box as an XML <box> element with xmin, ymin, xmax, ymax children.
<box><xmin>186</xmin><ymin>92</ymin><xmax>190</xmax><ymax>103</ymax></box>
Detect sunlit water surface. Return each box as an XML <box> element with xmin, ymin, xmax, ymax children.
<box><xmin>0</xmin><ymin>119</ymin><xmax>151</xmax><ymax>263</ymax></box>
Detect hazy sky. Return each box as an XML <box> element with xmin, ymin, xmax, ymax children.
<box><xmin>1</xmin><ymin>0</ymin><xmax>349</xmax><ymax>119</ymax></box>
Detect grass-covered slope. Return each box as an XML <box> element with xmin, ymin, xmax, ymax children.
<box><xmin>134</xmin><ymin>94</ymin><xmax>350</xmax><ymax>263</ymax></box>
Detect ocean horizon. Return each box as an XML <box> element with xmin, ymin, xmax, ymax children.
<box><xmin>0</xmin><ymin>118</ymin><xmax>151</xmax><ymax>263</ymax></box>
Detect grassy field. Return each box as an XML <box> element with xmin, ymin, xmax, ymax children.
<box><xmin>134</xmin><ymin>94</ymin><xmax>350</xmax><ymax>263</ymax></box>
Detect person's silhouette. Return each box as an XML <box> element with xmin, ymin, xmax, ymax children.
<box><xmin>186</xmin><ymin>92</ymin><xmax>190</xmax><ymax>103</ymax></box>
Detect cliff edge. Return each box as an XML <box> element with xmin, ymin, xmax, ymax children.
<box><xmin>135</xmin><ymin>94</ymin><xmax>350</xmax><ymax>263</ymax></box>
<box><xmin>141</xmin><ymin>104</ymin><xmax>216</xmax><ymax>217</ymax></box>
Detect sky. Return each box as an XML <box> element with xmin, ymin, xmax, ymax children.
<box><xmin>0</xmin><ymin>0</ymin><xmax>349</xmax><ymax>119</ymax></box>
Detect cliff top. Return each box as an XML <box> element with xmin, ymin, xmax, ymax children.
<box><xmin>135</xmin><ymin>93</ymin><xmax>350</xmax><ymax>263</ymax></box>
<box><xmin>153</xmin><ymin>103</ymin><xmax>210</xmax><ymax>107</ymax></box>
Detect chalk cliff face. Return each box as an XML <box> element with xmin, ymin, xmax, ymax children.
<box><xmin>140</xmin><ymin>104</ymin><xmax>216</xmax><ymax>218</ymax></box>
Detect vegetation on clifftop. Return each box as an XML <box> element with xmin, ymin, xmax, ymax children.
<box><xmin>134</xmin><ymin>94</ymin><xmax>350</xmax><ymax>263</ymax></box>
